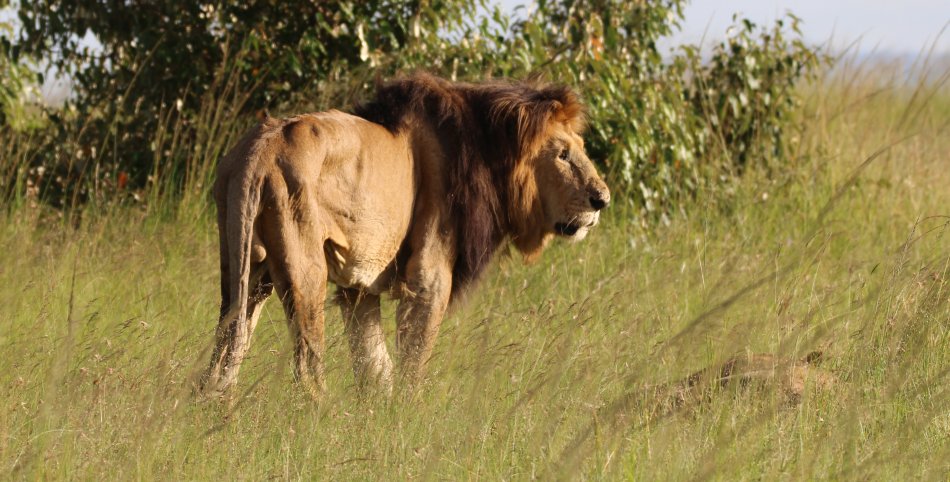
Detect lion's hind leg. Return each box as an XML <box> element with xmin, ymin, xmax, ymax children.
<box><xmin>338</xmin><ymin>288</ymin><xmax>394</xmax><ymax>395</ymax></box>
<box><xmin>267</xmin><ymin>252</ymin><xmax>328</xmax><ymax>398</ymax></box>
<box><xmin>257</xmin><ymin>192</ymin><xmax>329</xmax><ymax>398</ymax></box>
<box><xmin>200</xmin><ymin>264</ymin><xmax>272</xmax><ymax>397</ymax></box>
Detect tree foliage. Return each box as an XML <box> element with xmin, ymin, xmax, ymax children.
<box><xmin>1</xmin><ymin>10</ymin><xmax>40</xmax><ymax>130</ymax></box>
<box><xmin>6</xmin><ymin>0</ymin><xmax>823</xmax><ymax>216</ymax></box>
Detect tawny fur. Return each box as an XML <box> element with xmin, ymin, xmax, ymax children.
<box><xmin>199</xmin><ymin>73</ymin><xmax>610</xmax><ymax>397</ymax></box>
<box><xmin>656</xmin><ymin>352</ymin><xmax>837</xmax><ymax>413</ymax></box>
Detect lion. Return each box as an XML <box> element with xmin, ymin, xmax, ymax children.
<box><xmin>659</xmin><ymin>351</ymin><xmax>837</xmax><ymax>412</ymax></box>
<box><xmin>198</xmin><ymin>73</ymin><xmax>610</xmax><ymax>397</ymax></box>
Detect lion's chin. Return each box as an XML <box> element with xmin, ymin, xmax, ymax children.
<box><xmin>566</xmin><ymin>227</ymin><xmax>590</xmax><ymax>242</ymax></box>
<box><xmin>554</xmin><ymin>222</ymin><xmax>580</xmax><ymax>236</ymax></box>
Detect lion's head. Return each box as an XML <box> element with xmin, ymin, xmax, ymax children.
<box><xmin>529</xmin><ymin>120</ymin><xmax>610</xmax><ymax>241</ymax></box>
<box><xmin>355</xmin><ymin>73</ymin><xmax>609</xmax><ymax>292</ymax></box>
<box><xmin>503</xmin><ymin>88</ymin><xmax>609</xmax><ymax>261</ymax></box>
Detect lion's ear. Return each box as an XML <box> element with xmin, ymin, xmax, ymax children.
<box><xmin>526</xmin><ymin>71</ymin><xmax>546</xmax><ymax>84</ymax></box>
<box><xmin>547</xmin><ymin>100</ymin><xmax>569</xmax><ymax>126</ymax></box>
<box><xmin>549</xmin><ymin>94</ymin><xmax>585</xmax><ymax>132</ymax></box>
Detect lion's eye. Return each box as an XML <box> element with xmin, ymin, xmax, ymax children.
<box><xmin>557</xmin><ymin>149</ymin><xmax>570</xmax><ymax>162</ymax></box>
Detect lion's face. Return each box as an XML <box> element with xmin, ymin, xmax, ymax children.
<box><xmin>533</xmin><ymin>123</ymin><xmax>610</xmax><ymax>241</ymax></box>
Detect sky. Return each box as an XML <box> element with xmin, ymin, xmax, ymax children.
<box><xmin>4</xmin><ymin>2</ymin><xmax>948</xmax><ymax>56</ymax></box>
<box><xmin>502</xmin><ymin>0</ymin><xmax>950</xmax><ymax>57</ymax></box>
<box><xmin>3</xmin><ymin>1</ymin><xmax>948</xmax><ymax>102</ymax></box>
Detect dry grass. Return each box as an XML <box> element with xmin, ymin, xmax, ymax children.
<box><xmin>0</xmin><ymin>59</ymin><xmax>948</xmax><ymax>480</ymax></box>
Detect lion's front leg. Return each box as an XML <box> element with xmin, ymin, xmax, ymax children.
<box><xmin>396</xmin><ymin>263</ymin><xmax>452</xmax><ymax>385</ymax></box>
<box><xmin>338</xmin><ymin>288</ymin><xmax>394</xmax><ymax>394</ymax></box>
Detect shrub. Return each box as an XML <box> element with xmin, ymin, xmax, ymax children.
<box><xmin>0</xmin><ymin>21</ymin><xmax>41</xmax><ymax>130</ymax></box>
<box><xmin>686</xmin><ymin>14</ymin><xmax>823</xmax><ymax>173</ymax></box>
<box><xmin>511</xmin><ymin>4</ymin><xmax>823</xmax><ymax>218</ymax></box>
<box><xmin>6</xmin><ymin>0</ymin><xmax>823</xmax><ymax>219</ymax></box>
<box><xmin>510</xmin><ymin>1</ymin><xmax>709</xmax><ymax>219</ymax></box>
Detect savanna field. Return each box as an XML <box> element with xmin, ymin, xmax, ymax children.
<box><xmin>0</xmin><ymin>54</ymin><xmax>948</xmax><ymax>481</ymax></box>
<box><xmin>1</xmin><ymin>3</ymin><xmax>949</xmax><ymax>480</ymax></box>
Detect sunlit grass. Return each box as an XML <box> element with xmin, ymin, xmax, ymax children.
<box><xmin>0</xmin><ymin>60</ymin><xmax>948</xmax><ymax>480</ymax></box>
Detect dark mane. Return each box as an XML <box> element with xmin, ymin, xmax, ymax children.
<box><xmin>353</xmin><ymin>73</ymin><xmax>585</xmax><ymax>296</ymax></box>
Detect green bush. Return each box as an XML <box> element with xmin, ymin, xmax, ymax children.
<box><xmin>5</xmin><ymin>0</ymin><xmax>823</xmax><ymax>218</ymax></box>
<box><xmin>0</xmin><ymin>20</ymin><xmax>41</xmax><ymax>130</ymax></box>
<box><xmin>687</xmin><ymin>14</ymin><xmax>822</xmax><ymax>172</ymax></box>
<box><xmin>511</xmin><ymin>1</ymin><xmax>708</xmax><ymax>219</ymax></box>
<box><xmin>504</xmin><ymin>3</ymin><xmax>823</xmax><ymax>218</ymax></box>
<box><xmin>8</xmin><ymin>1</ymin><xmax>452</xmax><ymax>201</ymax></box>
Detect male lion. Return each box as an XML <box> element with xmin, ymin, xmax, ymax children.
<box><xmin>199</xmin><ymin>73</ymin><xmax>609</xmax><ymax>397</ymax></box>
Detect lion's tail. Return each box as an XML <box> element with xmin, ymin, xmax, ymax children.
<box><xmin>222</xmin><ymin>139</ymin><xmax>271</xmax><ymax>362</ymax></box>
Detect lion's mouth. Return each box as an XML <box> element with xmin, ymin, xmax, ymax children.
<box><xmin>554</xmin><ymin>219</ymin><xmax>597</xmax><ymax>237</ymax></box>
<box><xmin>554</xmin><ymin>222</ymin><xmax>580</xmax><ymax>236</ymax></box>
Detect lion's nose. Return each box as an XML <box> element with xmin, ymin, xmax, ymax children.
<box><xmin>589</xmin><ymin>191</ymin><xmax>609</xmax><ymax>211</ymax></box>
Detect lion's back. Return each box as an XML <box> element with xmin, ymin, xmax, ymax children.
<box><xmin>215</xmin><ymin>111</ymin><xmax>400</xmax><ymax>192</ymax></box>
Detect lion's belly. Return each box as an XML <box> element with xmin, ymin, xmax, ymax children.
<box><xmin>303</xmin><ymin>112</ymin><xmax>415</xmax><ymax>294</ymax></box>
<box><xmin>324</xmin><ymin>236</ymin><xmax>402</xmax><ymax>294</ymax></box>
<box><xmin>320</xmin><ymin>198</ymin><xmax>413</xmax><ymax>295</ymax></box>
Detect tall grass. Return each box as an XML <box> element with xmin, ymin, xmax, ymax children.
<box><xmin>0</xmin><ymin>56</ymin><xmax>948</xmax><ymax>480</ymax></box>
